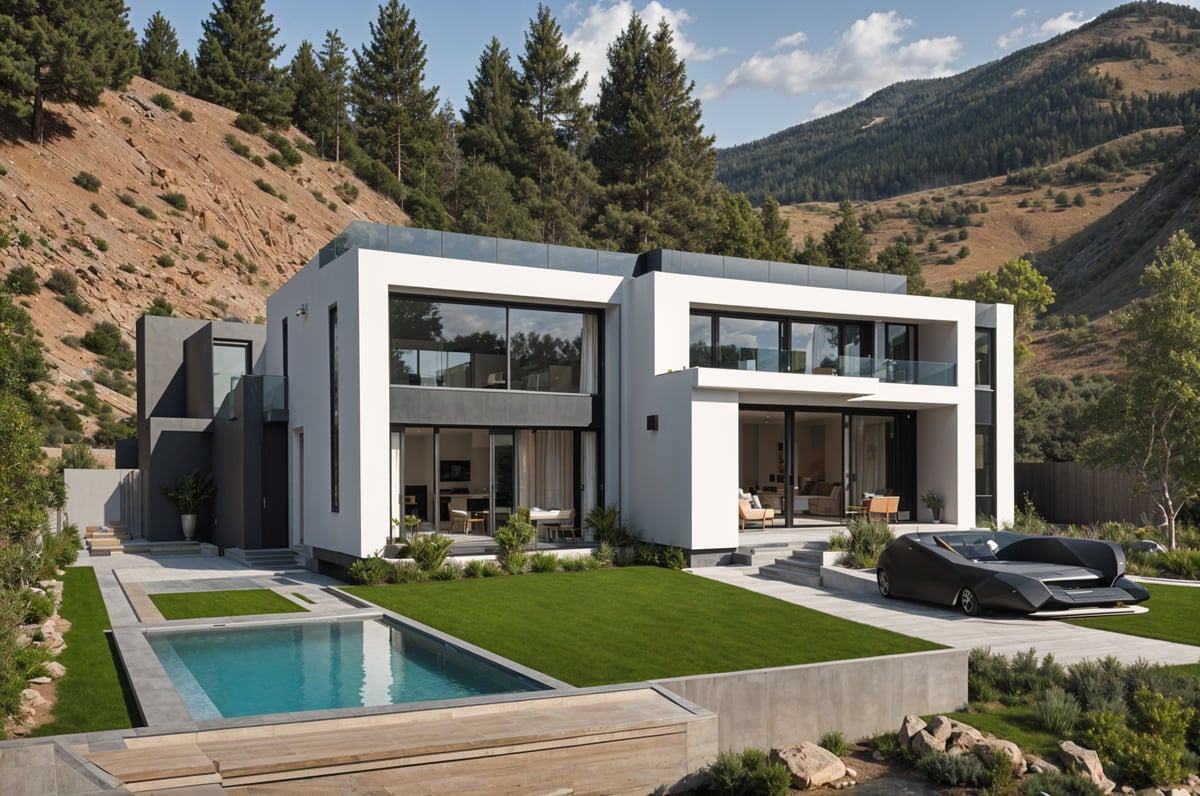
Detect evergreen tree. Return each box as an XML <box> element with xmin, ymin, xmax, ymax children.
<box><xmin>797</xmin><ymin>233</ymin><xmax>829</xmax><ymax>267</ymax></box>
<box><xmin>876</xmin><ymin>242</ymin><xmax>926</xmax><ymax>294</ymax></box>
<box><xmin>289</xmin><ymin>41</ymin><xmax>322</xmax><ymax>140</ymax></box>
<box><xmin>0</xmin><ymin>0</ymin><xmax>138</xmax><ymax>142</ymax></box>
<box><xmin>710</xmin><ymin>185</ymin><xmax>766</xmax><ymax>257</ymax></box>
<box><xmin>511</xmin><ymin>4</ymin><xmax>597</xmax><ymax>246</ymax></box>
<box><xmin>194</xmin><ymin>0</ymin><xmax>293</xmax><ymax>126</ymax></box>
<box><xmin>352</xmin><ymin>0</ymin><xmax>439</xmax><ymax>200</ymax></box>
<box><xmin>139</xmin><ymin>11</ymin><xmax>193</xmax><ymax>91</ymax></box>
<box><xmin>822</xmin><ymin>200</ymin><xmax>873</xmax><ymax>270</ymax></box>
<box><xmin>452</xmin><ymin>159</ymin><xmax>539</xmax><ymax>241</ymax></box>
<box><xmin>759</xmin><ymin>196</ymin><xmax>793</xmax><ymax>261</ymax></box>
<box><xmin>461</xmin><ymin>37</ymin><xmax>519</xmax><ymax>167</ymax></box>
<box><xmin>591</xmin><ymin>16</ymin><xmax>716</xmax><ymax>252</ymax></box>
<box><xmin>317</xmin><ymin>30</ymin><xmax>349</xmax><ymax>162</ymax></box>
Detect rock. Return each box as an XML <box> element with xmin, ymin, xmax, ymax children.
<box><xmin>1131</xmin><ymin>788</ymin><xmax>1161</xmax><ymax>796</ymax></box>
<box><xmin>910</xmin><ymin>729</ymin><xmax>945</xmax><ymax>757</ymax></box>
<box><xmin>1165</xmin><ymin>789</ymin><xmax>1189</xmax><ymax>796</ymax></box>
<box><xmin>843</xmin><ymin>767</ymin><xmax>857</xmax><ymax>779</ymax></box>
<box><xmin>948</xmin><ymin>719</ymin><xmax>984</xmax><ymax>751</ymax></box>
<box><xmin>924</xmin><ymin>715</ymin><xmax>954</xmax><ymax>745</ymax></box>
<box><xmin>20</xmin><ymin>689</ymin><xmax>48</xmax><ymax>708</ymax></box>
<box><xmin>973</xmin><ymin>738</ymin><xmax>1024</xmax><ymax>775</ymax></box>
<box><xmin>1187</xmin><ymin>773</ymin><xmax>1200</xmax><ymax>788</ymax></box>
<box><xmin>28</xmin><ymin>676</ymin><xmax>51</xmax><ymax>685</ymax></box>
<box><xmin>898</xmin><ymin>714</ymin><xmax>927</xmax><ymax>748</ymax></box>
<box><xmin>45</xmin><ymin>662</ymin><xmax>66</xmax><ymax>678</ymax></box>
<box><xmin>1058</xmin><ymin>740</ymin><xmax>1116</xmax><ymax>794</ymax></box>
<box><xmin>872</xmin><ymin>749</ymin><xmax>885</xmax><ymax>762</ymax></box>
<box><xmin>774</xmin><ymin>742</ymin><xmax>848</xmax><ymax>790</ymax></box>
<box><xmin>1024</xmin><ymin>754</ymin><xmax>1061</xmax><ymax>775</ymax></box>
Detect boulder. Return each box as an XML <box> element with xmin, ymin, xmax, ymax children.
<box><xmin>28</xmin><ymin>676</ymin><xmax>51</xmax><ymax>685</ymax></box>
<box><xmin>973</xmin><ymin>738</ymin><xmax>1024</xmax><ymax>775</ymax></box>
<box><xmin>947</xmin><ymin>719</ymin><xmax>984</xmax><ymax>752</ymax></box>
<box><xmin>910</xmin><ymin>729</ymin><xmax>945</xmax><ymax>757</ymax></box>
<box><xmin>1024</xmin><ymin>754</ymin><xmax>1061</xmax><ymax>775</ymax></box>
<box><xmin>1058</xmin><ymin>740</ymin><xmax>1116</xmax><ymax>794</ymax></box>
<box><xmin>924</xmin><ymin>715</ymin><xmax>954</xmax><ymax>745</ymax></box>
<box><xmin>1165</xmin><ymin>789</ymin><xmax>1190</xmax><ymax>796</ymax></box>
<box><xmin>45</xmin><ymin>661</ymin><xmax>66</xmax><ymax>679</ymax></box>
<box><xmin>20</xmin><ymin>689</ymin><xmax>48</xmax><ymax>708</ymax></box>
<box><xmin>774</xmin><ymin>742</ymin><xmax>847</xmax><ymax>790</ymax></box>
<box><xmin>898</xmin><ymin>714</ymin><xmax>927</xmax><ymax>748</ymax></box>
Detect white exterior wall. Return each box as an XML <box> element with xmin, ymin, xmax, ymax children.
<box><xmin>992</xmin><ymin>303</ymin><xmax>1016</xmax><ymax>526</ymax></box>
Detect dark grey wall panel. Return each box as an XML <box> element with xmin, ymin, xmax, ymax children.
<box><xmin>143</xmin><ymin>418</ymin><xmax>212</xmax><ymax>541</ymax></box>
<box><xmin>389</xmin><ymin>388</ymin><xmax>597</xmax><ymax>428</ymax></box>
<box><xmin>184</xmin><ymin>326</ymin><xmax>214</xmax><ymax>419</ymax></box>
<box><xmin>975</xmin><ymin>389</ymin><xmax>993</xmax><ymax>426</ymax></box>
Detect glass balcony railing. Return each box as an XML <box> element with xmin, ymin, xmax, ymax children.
<box><xmin>829</xmin><ymin>357</ymin><xmax>955</xmax><ymax>386</ymax></box>
<box><xmin>262</xmin><ymin>375</ymin><xmax>287</xmax><ymax>417</ymax></box>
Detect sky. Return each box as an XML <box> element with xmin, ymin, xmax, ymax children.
<box><xmin>123</xmin><ymin>1</ymin><xmax>1200</xmax><ymax>147</ymax></box>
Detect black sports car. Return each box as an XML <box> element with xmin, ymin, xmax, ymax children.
<box><xmin>874</xmin><ymin>530</ymin><xmax>1150</xmax><ymax>616</ymax></box>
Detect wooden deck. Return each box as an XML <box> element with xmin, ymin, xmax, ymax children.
<box><xmin>85</xmin><ymin>688</ymin><xmax>716</xmax><ymax>794</ymax></box>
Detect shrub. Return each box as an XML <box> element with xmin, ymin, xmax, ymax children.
<box><xmin>334</xmin><ymin>180</ymin><xmax>359</xmax><ymax>204</ymax></box>
<box><xmin>44</xmin><ymin>267</ymin><xmax>78</xmax><ymax>295</ymax></box>
<box><xmin>233</xmin><ymin>113</ymin><xmax>263</xmax><ymax>134</ymax></box>
<box><xmin>161</xmin><ymin>192</ymin><xmax>187</xmax><ymax>211</ymax></box>
<box><xmin>529</xmin><ymin>552</ymin><xmax>560</xmax><ymax>573</ymax></box>
<box><xmin>137</xmin><ymin>205</ymin><xmax>158</xmax><ymax>219</ymax></box>
<box><xmin>81</xmin><ymin>321</ymin><xmax>134</xmax><ymax>370</ymax></box>
<box><xmin>149</xmin><ymin>92</ymin><xmax>175</xmax><ymax>111</ymax></box>
<box><xmin>591</xmin><ymin>541</ymin><xmax>614</xmax><ymax>564</ymax></box>
<box><xmin>401</xmin><ymin>533</ymin><xmax>454</xmax><ymax>572</ymax></box>
<box><xmin>499</xmin><ymin>551</ymin><xmax>527</xmax><ymax>575</ymax></box>
<box><xmin>211</xmin><ymin>234</ymin><xmax>229</xmax><ymax>250</ymax></box>
<box><xmin>42</xmin><ymin>524</ymin><xmax>81</xmax><ymax>571</ymax></box>
<box><xmin>119</xmin><ymin>115</ymin><xmax>132</xmax><ymax>125</ymax></box>
<box><xmin>90</xmin><ymin>236</ymin><xmax>108</xmax><ymax>252</ymax></box>
<box><xmin>429</xmin><ymin>562</ymin><xmax>460</xmax><ymax>581</ymax></box>
<box><xmin>117</xmin><ymin>192</ymin><xmax>136</xmax><ymax>207</ymax></box>
<box><xmin>224</xmin><ymin>133</ymin><xmax>251</xmax><ymax>158</ymax></box>
<box><xmin>1036</xmin><ymin>686</ymin><xmax>1082</xmax><ymax>736</ymax></box>
<box><xmin>837</xmin><ymin>518</ymin><xmax>893</xmax><ymax>568</ymax></box>
<box><xmin>1021</xmin><ymin>771</ymin><xmax>1106</xmax><ymax>796</ymax></box>
<box><xmin>179</xmin><ymin>109</ymin><xmax>194</xmax><ymax>123</ymax></box>
<box><xmin>347</xmin><ymin>556</ymin><xmax>394</xmax><ymax>585</ymax></box>
<box><xmin>916</xmin><ymin>751</ymin><xmax>990</xmax><ymax>786</ymax></box>
<box><xmin>704</xmin><ymin>747</ymin><xmax>790</xmax><ymax>796</ymax></box>
<box><xmin>1066</xmin><ymin>656</ymin><xmax>1127</xmax><ymax>712</ymax></box>
<box><xmin>818</xmin><ymin>730</ymin><xmax>848</xmax><ymax>757</ymax></box>
<box><xmin>20</xmin><ymin>590</ymin><xmax>54</xmax><ymax>624</ymax></box>
<box><xmin>89</xmin><ymin>201</ymin><xmax>107</xmax><ymax>219</ymax></box>
<box><xmin>118</xmin><ymin>263</ymin><xmax>136</xmax><ymax>274</ymax></box>
<box><xmin>390</xmin><ymin>562</ymin><xmax>422</xmax><ymax>583</ymax></box>
<box><xmin>155</xmin><ymin>253</ymin><xmax>175</xmax><ymax>268</ymax></box>
<box><xmin>73</xmin><ymin>171</ymin><xmax>102</xmax><ymax>192</ymax></box>
<box><xmin>146</xmin><ymin>297</ymin><xmax>174</xmax><ymax>317</ymax></box>
<box><xmin>263</xmin><ymin>131</ymin><xmax>303</xmax><ymax>166</ymax></box>
<box><xmin>59</xmin><ymin>293</ymin><xmax>93</xmax><ymax>315</ymax></box>
<box><xmin>869</xmin><ymin>731</ymin><xmax>911</xmax><ymax>763</ymax></box>
<box><xmin>250</xmin><ymin>154</ymin><xmax>265</xmax><ymax>167</ymax></box>
<box><xmin>462</xmin><ymin>559</ymin><xmax>487</xmax><ymax>578</ymax></box>
<box><xmin>1155</xmin><ymin>549</ymin><xmax>1200</xmax><ymax>579</ymax></box>
<box><xmin>5</xmin><ymin>265</ymin><xmax>40</xmax><ymax>295</ymax></box>
<box><xmin>479</xmin><ymin>561</ymin><xmax>502</xmax><ymax>577</ymax></box>
<box><xmin>1082</xmin><ymin>687</ymin><xmax>1194</xmax><ymax>787</ymax></box>
<box><xmin>255</xmin><ymin>178</ymin><xmax>279</xmax><ymax>197</ymax></box>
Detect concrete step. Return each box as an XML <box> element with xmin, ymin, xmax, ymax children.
<box><xmin>757</xmin><ymin>548</ymin><xmax>834</xmax><ymax>587</ymax></box>
<box><xmin>224</xmin><ymin>548</ymin><xmax>301</xmax><ymax>569</ymax></box>
<box><xmin>730</xmin><ymin>539</ymin><xmax>829</xmax><ymax>567</ymax></box>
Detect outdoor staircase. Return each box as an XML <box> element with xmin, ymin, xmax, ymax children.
<box><xmin>84</xmin><ymin>522</ymin><xmax>130</xmax><ymax>556</ymax></box>
<box><xmin>223</xmin><ymin>547</ymin><xmax>302</xmax><ymax>569</ymax></box>
<box><xmin>756</xmin><ymin>542</ymin><xmax>835</xmax><ymax>587</ymax></box>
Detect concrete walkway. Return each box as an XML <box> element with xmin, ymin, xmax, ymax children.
<box><xmin>691</xmin><ymin>564</ymin><xmax>1200</xmax><ymax>666</ymax></box>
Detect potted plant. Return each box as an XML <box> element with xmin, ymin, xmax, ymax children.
<box><xmin>163</xmin><ymin>470</ymin><xmax>215</xmax><ymax>541</ymax></box>
<box><xmin>920</xmin><ymin>489</ymin><xmax>945</xmax><ymax>523</ymax></box>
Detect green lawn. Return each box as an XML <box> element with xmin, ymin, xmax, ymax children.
<box><xmin>345</xmin><ymin>567</ymin><xmax>943</xmax><ymax>687</ymax></box>
<box><xmin>944</xmin><ymin>704</ymin><xmax>1057</xmax><ymax>758</ymax></box>
<box><xmin>33</xmin><ymin>567</ymin><xmax>140</xmax><ymax>736</ymax></box>
<box><xmin>1064</xmin><ymin>583</ymin><xmax>1200</xmax><ymax>646</ymax></box>
<box><xmin>149</xmin><ymin>588</ymin><xmax>308</xmax><ymax>620</ymax></box>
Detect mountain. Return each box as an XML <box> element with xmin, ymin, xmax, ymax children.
<box><xmin>716</xmin><ymin>1</ymin><xmax>1200</xmax><ymax>205</ymax></box>
<box><xmin>0</xmin><ymin>77</ymin><xmax>407</xmax><ymax>444</ymax></box>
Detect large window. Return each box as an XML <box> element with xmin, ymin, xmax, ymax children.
<box><xmin>975</xmin><ymin>329</ymin><xmax>994</xmax><ymax>387</ymax></box>
<box><xmin>389</xmin><ymin>296</ymin><xmax>598</xmax><ymax>393</ymax></box>
<box><xmin>718</xmin><ymin>317</ymin><xmax>780</xmax><ymax>371</ymax></box>
<box><xmin>212</xmin><ymin>341</ymin><xmax>249</xmax><ymax>416</ymax></box>
<box><xmin>790</xmin><ymin>321</ymin><xmax>840</xmax><ymax>374</ymax></box>
<box><xmin>692</xmin><ymin>311</ymin><xmax>862</xmax><ymax>376</ymax></box>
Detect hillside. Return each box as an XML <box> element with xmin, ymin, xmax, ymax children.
<box><xmin>0</xmin><ymin>77</ymin><xmax>406</xmax><ymax>441</ymax></box>
<box><xmin>717</xmin><ymin>2</ymin><xmax>1200</xmax><ymax>204</ymax></box>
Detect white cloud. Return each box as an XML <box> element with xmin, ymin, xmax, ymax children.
<box><xmin>563</xmin><ymin>2</ymin><xmax>724</xmax><ymax>101</ymax></box>
<box><xmin>1012</xmin><ymin>8</ymin><xmax>1027</xmax><ymax>18</ymax></box>
<box><xmin>700</xmin><ymin>11</ymin><xmax>961</xmax><ymax>105</ymax></box>
<box><xmin>773</xmin><ymin>31</ymin><xmax>807</xmax><ymax>50</ymax></box>
<box><xmin>997</xmin><ymin>10</ymin><xmax>1093</xmax><ymax>49</ymax></box>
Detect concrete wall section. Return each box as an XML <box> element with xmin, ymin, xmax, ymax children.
<box><xmin>656</xmin><ymin>648</ymin><xmax>968</xmax><ymax>751</ymax></box>
<box><xmin>143</xmin><ymin>418</ymin><xmax>212</xmax><ymax>541</ymax></box>
<box><xmin>991</xmin><ymin>303</ymin><xmax>1015</xmax><ymax>526</ymax></box>
<box><xmin>64</xmin><ymin>469</ymin><xmax>138</xmax><ymax>533</ymax></box>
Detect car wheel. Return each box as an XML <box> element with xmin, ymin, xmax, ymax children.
<box><xmin>959</xmin><ymin>587</ymin><xmax>981</xmax><ymax>616</ymax></box>
<box><xmin>876</xmin><ymin>568</ymin><xmax>892</xmax><ymax>598</ymax></box>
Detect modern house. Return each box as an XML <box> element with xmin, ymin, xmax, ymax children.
<box><xmin>135</xmin><ymin>221</ymin><xmax>1013</xmax><ymax>570</ymax></box>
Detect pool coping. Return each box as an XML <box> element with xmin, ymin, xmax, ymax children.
<box><xmin>111</xmin><ymin>599</ymin><xmax>574</xmax><ymax>732</ymax></box>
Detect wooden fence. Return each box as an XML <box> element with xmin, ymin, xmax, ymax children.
<box><xmin>1014</xmin><ymin>462</ymin><xmax>1158</xmax><ymax>526</ymax></box>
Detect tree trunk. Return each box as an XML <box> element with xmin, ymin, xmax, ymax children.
<box><xmin>32</xmin><ymin>82</ymin><xmax>44</xmax><ymax>145</ymax></box>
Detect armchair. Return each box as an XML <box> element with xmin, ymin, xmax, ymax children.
<box><xmin>738</xmin><ymin>499</ymin><xmax>775</xmax><ymax>530</ymax></box>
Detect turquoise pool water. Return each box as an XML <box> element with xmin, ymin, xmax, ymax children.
<box><xmin>147</xmin><ymin>618</ymin><xmax>547</xmax><ymax>720</ymax></box>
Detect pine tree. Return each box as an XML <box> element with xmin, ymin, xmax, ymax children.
<box><xmin>759</xmin><ymin>196</ymin><xmax>793</xmax><ymax>261</ymax></box>
<box><xmin>591</xmin><ymin>16</ymin><xmax>716</xmax><ymax>252</ymax></box>
<box><xmin>352</xmin><ymin>0</ymin><xmax>439</xmax><ymax>198</ymax></box>
<box><xmin>0</xmin><ymin>0</ymin><xmax>137</xmax><ymax>143</ymax></box>
<box><xmin>194</xmin><ymin>0</ymin><xmax>293</xmax><ymax>126</ymax></box>
<box><xmin>876</xmin><ymin>242</ymin><xmax>926</xmax><ymax>294</ymax></box>
<box><xmin>822</xmin><ymin>200</ymin><xmax>873</xmax><ymax>270</ymax></box>
<box><xmin>511</xmin><ymin>4</ymin><xmax>597</xmax><ymax>246</ymax></box>
<box><xmin>461</xmin><ymin>38</ymin><xmax>519</xmax><ymax>168</ymax></box>
<box><xmin>317</xmin><ymin>31</ymin><xmax>349</xmax><ymax>162</ymax></box>
<box><xmin>289</xmin><ymin>41</ymin><xmax>323</xmax><ymax>141</ymax></box>
<box><xmin>139</xmin><ymin>11</ymin><xmax>193</xmax><ymax>92</ymax></box>
<box><xmin>710</xmin><ymin>185</ymin><xmax>766</xmax><ymax>257</ymax></box>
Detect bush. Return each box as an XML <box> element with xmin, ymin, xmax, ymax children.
<box><xmin>255</xmin><ymin>178</ymin><xmax>279</xmax><ymax>197</ymax></box>
<box><xmin>179</xmin><ymin>109</ymin><xmax>194</xmax><ymax>123</ymax></box>
<box><xmin>1066</xmin><ymin>656</ymin><xmax>1127</xmax><ymax>712</ymax></box>
<box><xmin>44</xmin><ymin>267</ymin><xmax>77</xmax><ymax>295</ymax></box>
<box><xmin>1021</xmin><ymin>771</ymin><xmax>1106</xmax><ymax>796</ymax></box>
<box><xmin>837</xmin><ymin>518</ymin><xmax>893</xmax><ymax>568</ymax></box>
<box><xmin>5</xmin><ymin>265</ymin><xmax>40</xmax><ymax>295</ymax></box>
<box><xmin>529</xmin><ymin>552</ymin><xmax>560</xmax><ymax>573</ymax></box>
<box><xmin>90</xmin><ymin>236</ymin><xmax>108</xmax><ymax>252</ymax></box>
<box><xmin>1155</xmin><ymin>549</ymin><xmax>1200</xmax><ymax>579</ymax></box>
<box><xmin>704</xmin><ymin>747</ymin><xmax>790</xmax><ymax>796</ymax></box>
<box><xmin>89</xmin><ymin>201</ymin><xmax>107</xmax><ymax>219</ymax></box>
<box><xmin>117</xmin><ymin>192</ymin><xmax>136</xmax><ymax>207</ymax></box>
<box><xmin>916</xmin><ymin>751</ymin><xmax>990</xmax><ymax>786</ymax></box>
<box><xmin>347</xmin><ymin>556</ymin><xmax>393</xmax><ymax>586</ymax></box>
<box><xmin>149</xmin><ymin>92</ymin><xmax>175</xmax><ymax>111</ymax></box>
<box><xmin>224</xmin><ymin>133</ymin><xmax>251</xmax><ymax>158</ymax></box>
<box><xmin>334</xmin><ymin>180</ymin><xmax>359</xmax><ymax>204</ymax></box>
<box><xmin>390</xmin><ymin>562</ymin><xmax>422</xmax><ymax>583</ymax></box>
<box><xmin>137</xmin><ymin>205</ymin><xmax>158</xmax><ymax>219</ymax></box>
<box><xmin>429</xmin><ymin>562</ymin><xmax>460</xmax><ymax>581</ymax></box>
<box><xmin>161</xmin><ymin>192</ymin><xmax>187</xmax><ymax>211</ymax></box>
<box><xmin>263</xmin><ymin>131</ymin><xmax>303</xmax><ymax>166</ymax></box>
<box><xmin>155</xmin><ymin>253</ymin><xmax>175</xmax><ymax>268</ymax></box>
<box><xmin>73</xmin><ymin>171</ymin><xmax>102</xmax><ymax>192</ymax></box>
<box><xmin>81</xmin><ymin>322</ymin><xmax>134</xmax><ymax>370</ymax></box>
<box><xmin>146</xmin><ymin>297</ymin><xmax>174</xmax><ymax>317</ymax></box>
<box><xmin>20</xmin><ymin>590</ymin><xmax>54</xmax><ymax>624</ymax></box>
<box><xmin>42</xmin><ymin>525</ymin><xmax>81</xmax><ymax>571</ymax></box>
<box><xmin>59</xmin><ymin>293</ymin><xmax>93</xmax><ymax>315</ymax></box>
<box><xmin>499</xmin><ymin>551</ymin><xmax>527</xmax><ymax>575</ymax></box>
<box><xmin>818</xmin><ymin>730</ymin><xmax>848</xmax><ymax>757</ymax></box>
<box><xmin>1082</xmin><ymin>688</ymin><xmax>1194</xmax><ymax>787</ymax></box>
<box><xmin>463</xmin><ymin>559</ymin><xmax>487</xmax><ymax>578</ymax></box>
<box><xmin>233</xmin><ymin>113</ymin><xmax>263</xmax><ymax>134</ymax></box>
<box><xmin>401</xmin><ymin>533</ymin><xmax>454</xmax><ymax>572</ymax></box>
<box><xmin>1036</xmin><ymin>686</ymin><xmax>1082</xmax><ymax>736</ymax></box>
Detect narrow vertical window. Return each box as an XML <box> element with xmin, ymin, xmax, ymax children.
<box><xmin>281</xmin><ymin>317</ymin><xmax>289</xmax><ymax>408</ymax></box>
<box><xmin>329</xmin><ymin>304</ymin><xmax>340</xmax><ymax>512</ymax></box>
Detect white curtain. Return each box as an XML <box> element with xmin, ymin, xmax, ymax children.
<box><xmin>516</xmin><ymin>429</ymin><xmax>572</xmax><ymax>509</ymax></box>
<box><xmin>580</xmin><ymin>432</ymin><xmax>597</xmax><ymax>517</ymax></box>
<box><xmin>580</xmin><ymin>314</ymin><xmax>598</xmax><ymax>394</ymax></box>
<box><xmin>855</xmin><ymin>420</ymin><xmax>887</xmax><ymax>497</ymax></box>
<box><xmin>390</xmin><ymin>431</ymin><xmax>402</xmax><ymax>526</ymax></box>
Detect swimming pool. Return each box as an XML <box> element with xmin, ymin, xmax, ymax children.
<box><xmin>146</xmin><ymin>617</ymin><xmax>548</xmax><ymax>720</ymax></box>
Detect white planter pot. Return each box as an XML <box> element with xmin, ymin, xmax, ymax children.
<box><xmin>181</xmin><ymin>513</ymin><xmax>197</xmax><ymax>541</ymax></box>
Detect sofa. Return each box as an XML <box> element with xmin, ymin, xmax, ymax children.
<box><xmin>805</xmin><ymin>482</ymin><xmax>843</xmax><ymax>516</ymax></box>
